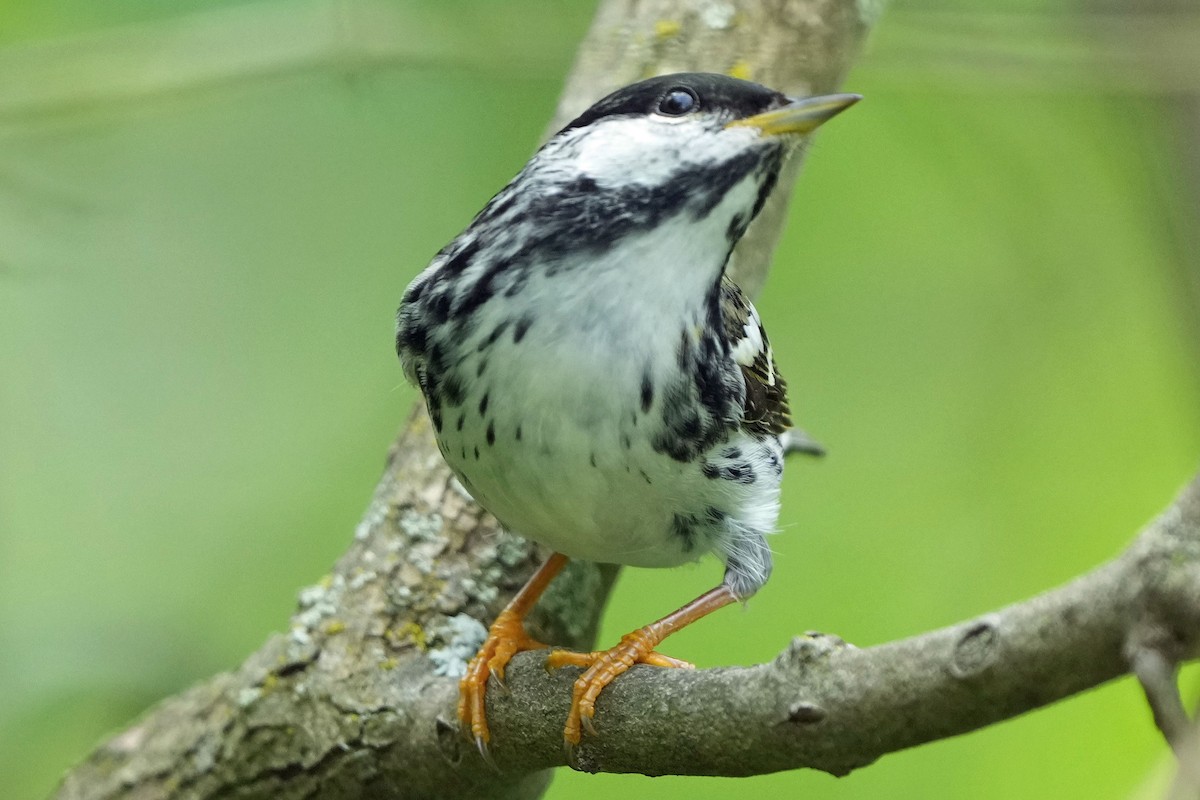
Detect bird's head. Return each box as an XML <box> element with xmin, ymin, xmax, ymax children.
<box><xmin>553</xmin><ymin>72</ymin><xmax>857</xmax><ymax>184</ymax></box>
<box><xmin>506</xmin><ymin>73</ymin><xmax>859</xmax><ymax>259</ymax></box>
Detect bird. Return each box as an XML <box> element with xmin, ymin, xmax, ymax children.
<box><xmin>395</xmin><ymin>72</ymin><xmax>857</xmax><ymax>755</ymax></box>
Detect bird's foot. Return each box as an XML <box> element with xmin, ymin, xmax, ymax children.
<box><xmin>546</xmin><ymin>629</ymin><xmax>694</xmax><ymax>747</ymax></box>
<box><xmin>459</xmin><ymin>609</ymin><xmax>548</xmax><ymax>756</ymax></box>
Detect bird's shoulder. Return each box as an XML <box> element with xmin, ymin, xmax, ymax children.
<box><xmin>718</xmin><ymin>277</ymin><xmax>791</xmax><ymax>436</ymax></box>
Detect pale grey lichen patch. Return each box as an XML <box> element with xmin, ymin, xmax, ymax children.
<box><xmin>460</xmin><ymin>576</ymin><xmax>498</xmax><ymax>606</ymax></box>
<box><xmin>348</xmin><ymin>569</ymin><xmax>377</xmax><ymax>591</ymax></box>
<box><xmin>388</xmin><ymin>584</ymin><xmax>414</xmax><ymax>608</ymax></box>
<box><xmin>433</xmin><ymin>578</ymin><xmax>470</xmax><ymax>613</ymax></box>
<box><xmin>355</xmin><ymin>499</ymin><xmax>388</xmax><ymax>541</ymax></box>
<box><xmin>236</xmin><ymin>687</ymin><xmax>262</xmax><ymax>708</ymax></box>
<box><xmin>288</xmin><ymin>575</ymin><xmax>345</xmax><ymax>660</ymax></box>
<box><xmin>290</xmin><ymin>625</ymin><xmax>312</xmax><ymax>648</ymax></box>
<box><xmin>285</xmin><ymin>636</ymin><xmax>320</xmax><ymax>667</ymax></box>
<box><xmin>191</xmin><ymin>733</ymin><xmax>220</xmax><ymax>774</ymax></box>
<box><xmin>699</xmin><ymin>0</ymin><xmax>735</xmax><ymax>29</ymax></box>
<box><xmin>537</xmin><ymin>560</ymin><xmax>603</xmax><ymax>643</ymax></box>
<box><xmin>493</xmin><ymin>529</ymin><xmax>530</xmax><ymax>567</ymax></box>
<box><xmin>407</xmin><ymin>548</ymin><xmax>436</xmax><ymax>575</ymax></box>
<box><xmin>427</xmin><ymin>613</ymin><xmax>488</xmax><ymax>677</ymax></box>
<box><xmin>398</xmin><ymin>507</ymin><xmax>444</xmax><ymax>543</ymax></box>
<box><xmin>294</xmin><ymin>575</ymin><xmax>343</xmax><ymax>630</ymax></box>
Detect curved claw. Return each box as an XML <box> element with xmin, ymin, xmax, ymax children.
<box><xmin>458</xmin><ymin>610</ymin><xmax>548</xmax><ymax>756</ymax></box>
<box><xmin>475</xmin><ymin>735</ymin><xmax>500</xmax><ymax>773</ymax></box>
<box><xmin>488</xmin><ymin>666</ymin><xmax>509</xmax><ymax>693</ymax></box>
<box><xmin>581</xmin><ymin>708</ymin><xmax>598</xmax><ymax>738</ymax></box>
<box><xmin>563</xmin><ymin>738</ymin><xmax>580</xmax><ymax>770</ymax></box>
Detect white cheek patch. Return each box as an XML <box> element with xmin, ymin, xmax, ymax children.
<box><xmin>572</xmin><ymin>116</ymin><xmax>760</xmax><ymax>188</ymax></box>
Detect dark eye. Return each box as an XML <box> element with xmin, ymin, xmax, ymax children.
<box><xmin>658</xmin><ymin>88</ymin><xmax>698</xmax><ymax>116</ymax></box>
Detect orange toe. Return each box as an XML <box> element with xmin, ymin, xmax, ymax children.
<box><xmin>458</xmin><ymin>609</ymin><xmax>548</xmax><ymax>749</ymax></box>
<box><xmin>547</xmin><ymin>627</ymin><xmax>689</xmax><ymax>745</ymax></box>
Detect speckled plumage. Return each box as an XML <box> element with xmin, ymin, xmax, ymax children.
<box><xmin>397</xmin><ymin>73</ymin><xmax>835</xmax><ymax>599</ymax></box>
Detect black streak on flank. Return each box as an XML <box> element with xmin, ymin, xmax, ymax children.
<box><xmin>474</xmin><ymin>446</ymin><xmax>480</xmax><ymax>460</ymax></box>
<box><xmin>478</xmin><ymin>393</ymin><xmax>489</xmax><ymax>416</ymax></box>
<box><xmin>441</xmin><ymin>373</ymin><xmax>466</xmax><ymax>407</ymax></box>
<box><xmin>486</xmin><ymin>421</ymin><xmax>496</xmax><ymax>446</ymax></box>
<box><xmin>427</xmin><ymin>290</ymin><xmax>452</xmax><ymax>325</ymax></box>
<box><xmin>653</xmin><ymin>325</ymin><xmax>740</xmax><ymax>464</ymax></box>
<box><xmin>677</xmin><ymin>329</ymin><xmax>691</xmax><ymax>370</ymax></box>
<box><xmin>442</xmin><ymin>238</ymin><xmax>481</xmax><ymax>276</ymax></box>
<box><xmin>456</xmin><ymin>413</ymin><xmax>465</xmax><ymax>432</ymax></box>
<box><xmin>396</xmin><ymin>316</ymin><xmax>427</xmax><ymax>358</ymax></box>
<box><xmin>515</xmin><ymin>424</ymin><xmax>523</xmax><ymax>441</ymax></box>
<box><xmin>702</xmin><ymin>461</ymin><xmax>756</xmax><ymax>484</ymax></box>
<box><xmin>589</xmin><ymin>452</ymin><xmax>597</xmax><ymax>467</ymax></box>
<box><xmin>503</xmin><ymin>269</ymin><xmax>531</xmax><ymax>298</ymax></box>
<box><xmin>513</xmin><ymin>316</ymin><xmax>533</xmax><ymax>343</ymax></box>
<box><xmin>639</xmin><ymin>469</ymin><xmax>652</xmax><ymax>484</ymax></box>
<box><xmin>640</xmin><ymin>370</ymin><xmax>654</xmax><ymax>413</ymax></box>
<box><xmin>678</xmin><ymin>412</ymin><xmax>701</xmax><ymax>440</ymax></box>
<box><xmin>474</xmin><ymin>189</ymin><xmax>516</xmax><ymax>227</ymax></box>
<box><xmin>480</xmin><ymin>321</ymin><xmax>509</xmax><ymax>351</ymax></box>
<box><xmin>455</xmin><ymin>256</ymin><xmax>512</xmax><ymax>318</ymax></box>
<box><xmin>621</xmin><ymin>433</ymin><xmax>632</xmax><ymax>450</ymax></box>
<box><xmin>671</xmin><ymin>513</ymin><xmax>697</xmax><ymax>553</ymax></box>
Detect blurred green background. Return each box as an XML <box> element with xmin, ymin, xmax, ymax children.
<box><xmin>2</xmin><ymin>0</ymin><xmax>1198</xmax><ymax>798</ymax></box>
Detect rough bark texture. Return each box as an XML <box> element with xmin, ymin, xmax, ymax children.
<box><xmin>490</xmin><ymin>476</ymin><xmax>1200</xmax><ymax>776</ymax></box>
<box><xmin>54</xmin><ymin>0</ymin><xmax>1198</xmax><ymax>798</ymax></box>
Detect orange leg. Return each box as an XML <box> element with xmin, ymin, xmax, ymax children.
<box><xmin>547</xmin><ymin>584</ymin><xmax>738</xmax><ymax>745</ymax></box>
<box><xmin>459</xmin><ymin>552</ymin><xmax>568</xmax><ymax>753</ymax></box>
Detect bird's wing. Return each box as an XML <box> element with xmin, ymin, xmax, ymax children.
<box><xmin>720</xmin><ymin>277</ymin><xmax>792</xmax><ymax>436</ymax></box>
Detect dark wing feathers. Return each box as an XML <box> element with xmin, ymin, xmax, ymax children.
<box><xmin>719</xmin><ymin>278</ymin><xmax>792</xmax><ymax>436</ymax></box>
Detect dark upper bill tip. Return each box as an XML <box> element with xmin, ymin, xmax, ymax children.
<box><xmin>726</xmin><ymin>92</ymin><xmax>862</xmax><ymax>136</ymax></box>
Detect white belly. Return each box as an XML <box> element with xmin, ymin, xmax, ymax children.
<box><xmin>432</xmin><ymin>313</ymin><xmax>782</xmax><ymax>569</ymax></box>
<box><xmin>424</xmin><ymin>205</ymin><xmax>785</xmax><ymax>570</ymax></box>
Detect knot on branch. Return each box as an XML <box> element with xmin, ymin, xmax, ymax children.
<box><xmin>776</xmin><ymin>632</ymin><xmax>850</xmax><ymax>670</ymax></box>
<box><xmin>949</xmin><ymin>616</ymin><xmax>1001</xmax><ymax>679</ymax></box>
<box><xmin>785</xmin><ymin>701</ymin><xmax>827</xmax><ymax>725</ymax></box>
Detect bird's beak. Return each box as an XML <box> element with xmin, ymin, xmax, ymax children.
<box><xmin>726</xmin><ymin>93</ymin><xmax>861</xmax><ymax>136</ymax></box>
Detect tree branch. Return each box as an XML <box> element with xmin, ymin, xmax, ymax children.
<box><xmin>484</xmin><ymin>474</ymin><xmax>1200</xmax><ymax>776</ymax></box>
<box><xmin>56</xmin><ymin>0</ymin><xmax>1198</xmax><ymax>797</ymax></box>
